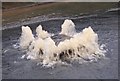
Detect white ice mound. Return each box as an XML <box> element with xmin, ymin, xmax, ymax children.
<box><xmin>60</xmin><ymin>19</ymin><xmax>76</xmax><ymax>36</ymax></box>
<box><xmin>19</xmin><ymin>19</ymin><xmax>106</xmax><ymax>67</ymax></box>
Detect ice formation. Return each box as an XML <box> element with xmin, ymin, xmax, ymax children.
<box><xmin>19</xmin><ymin>19</ymin><xmax>105</xmax><ymax>67</ymax></box>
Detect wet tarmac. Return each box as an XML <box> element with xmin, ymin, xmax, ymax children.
<box><xmin>2</xmin><ymin>9</ymin><xmax>118</xmax><ymax>79</ymax></box>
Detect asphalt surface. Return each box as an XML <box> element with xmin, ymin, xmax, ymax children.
<box><xmin>2</xmin><ymin>9</ymin><xmax>118</xmax><ymax>79</ymax></box>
